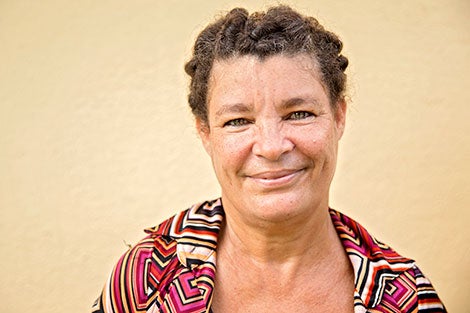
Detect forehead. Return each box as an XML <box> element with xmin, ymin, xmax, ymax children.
<box><xmin>209</xmin><ymin>53</ymin><xmax>322</xmax><ymax>83</ymax></box>
<box><xmin>207</xmin><ymin>54</ymin><xmax>329</xmax><ymax>109</ymax></box>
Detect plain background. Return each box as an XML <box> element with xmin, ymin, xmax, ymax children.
<box><xmin>1</xmin><ymin>0</ymin><xmax>469</xmax><ymax>312</ymax></box>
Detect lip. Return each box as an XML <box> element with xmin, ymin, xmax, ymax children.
<box><xmin>247</xmin><ymin>169</ymin><xmax>304</xmax><ymax>188</ymax></box>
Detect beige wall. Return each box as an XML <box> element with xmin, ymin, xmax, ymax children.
<box><xmin>0</xmin><ymin>0</ymin><xmax>468</xmax><ymax>312</ymax></box>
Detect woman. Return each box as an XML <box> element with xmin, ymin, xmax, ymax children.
<box><xmin>92</xmin><ymin>5</ymin><xmax>445</xmax><ymax>312</ymax></box>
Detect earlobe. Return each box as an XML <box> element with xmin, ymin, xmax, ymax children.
<box><xmin>335</xmin><ymin>100</ymin><xmax>347</xmax><ymax>139</ymax></box>
<box><xmin>196</xmin><ymin>118</ymin><xmax>212</xmax><ymax>155</ymax></box>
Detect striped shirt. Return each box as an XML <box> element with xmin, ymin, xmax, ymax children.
<box><xmin>92</xmin><ymin>198</ymin><xmax>446</xmax><ymax>312</ymax></box>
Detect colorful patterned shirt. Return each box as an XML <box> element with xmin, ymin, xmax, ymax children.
<box><xmin>92</xmin><ymin>199</ymin><xmax>446</xmax><ymax>312</ymax></box>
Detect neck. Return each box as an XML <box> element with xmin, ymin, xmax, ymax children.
<box><xmin>218</xmin><ymin>200</ymin><xmax>339</xmax><ymax>266</ymax></box>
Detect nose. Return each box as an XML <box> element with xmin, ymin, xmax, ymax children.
<box><xmin>252</xmin><ymin>122</ymin><xmax>294</xmax><ymax>161</ymax></box>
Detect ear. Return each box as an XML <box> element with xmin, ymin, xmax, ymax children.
<box><xmin>196</xmin><ymin>118</ymin><xmax>212</xmax><ymax>156</ymax></box>
<box><xmin>334</xmin><ymin>99</ymin><xmax>347</xmax><ymax>139</ymax></box>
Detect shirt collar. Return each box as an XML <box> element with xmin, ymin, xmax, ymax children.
<box><xmin>147</xmin><ymin>199</ymin><xmax>415</xmax><ymax>308</ymax></box>
<box><xmin>330</xmin><ymin>209</ymin><xmax>415</xmax><ymax>308</ymax></box>
<box><xmin>145</xmin><ymin>199</ymin><xmax>224</xmax><ymax>268</ymax></box>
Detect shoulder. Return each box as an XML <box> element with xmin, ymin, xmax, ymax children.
<box><xmin>377</xmin><ymin>265</ymin><xmax>447</xmax><ymax>312</ymax></box>
<box><xmin>330</xmin><ymin>209</ymin><xmax>446</xmax><ymax>312</ymax></box>
<box><xmin>120</xmin><ymin>198</ymin><xmax>224</xmax><ymax>283</ymax></box>
<box><xmin>92</xmin><ymin>199</ymin><xmax>224</xmax><ymax>313</ymax></box>
<box><xmin>92</xmin><ymin>217</ymin><xmax>178</xmax><ymax>313</ymax></box>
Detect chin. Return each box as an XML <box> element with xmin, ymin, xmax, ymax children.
<box><xmin>249</xmin><ymin>192</ymin><xmax>315</xmax><ymax>222</ymax></box>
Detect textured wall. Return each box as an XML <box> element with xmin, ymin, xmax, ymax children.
<box><xmin>0</xmin><ymin>0</ymin><xmax>468</xmax><ymax>312</ymax></box>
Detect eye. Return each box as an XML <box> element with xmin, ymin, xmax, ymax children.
<box><xmin>287</xmin><ymin>111</ymin><xmax>314</xmax><ymax>120</ymax></box>
<box><xmin>223</xmin><ymin>118</ymin><xmax>251</xmax><ymax>127</ymax></box>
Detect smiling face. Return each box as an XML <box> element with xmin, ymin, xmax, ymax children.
<box><xmin>197</xmin><ymin>54</ymin><xmax>346</xmax><ymax>226</ymax></box>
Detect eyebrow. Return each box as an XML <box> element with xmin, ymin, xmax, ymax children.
<box><xmin>215</xmin><ymin>103</ymin><xmax>251</xmax><ymax>117</ymax></box>
<box><xmin>282</xmin><ymin>97</ymin><xmax>308</xmax><ymax>109</ymax></box>
<box><xmin>282</xmin><ymin>97</ymin><xmax>322</xmax><ymax>110</ymax></box>
<box><xmin>214</xmin><ymin>97</ymin><xmax>321</xmax><ymax>117</ymax></box>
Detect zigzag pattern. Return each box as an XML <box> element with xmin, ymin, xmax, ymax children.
<box><xmin>92</xmin><ymin>200</ymin><xmax>446</xmax><ymax>312</ymax></box>
<box><xmin>331</xmin><ymin>210</ymin><xmax>446</xmax><ymax>312</ymax></box>
<box><xmin>381</xmin><ymin>268</ymin><xmax>417</xmax><ymax>311</ymax></box>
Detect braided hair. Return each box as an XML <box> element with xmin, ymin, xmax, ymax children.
<box><xmin>185</xmin><ymin>5</ymin><xmax>348</xmax><ymax>123</ymax></box>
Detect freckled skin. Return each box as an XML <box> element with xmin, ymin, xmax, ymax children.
<box><xmin>198</xmin><ymin>54</ymin><xmax>346</xmax><ymax>229</ymax></box>
<box><xmin>198</xmin><ymin>54</ymin><xmax>352</xmax><ymax>312</ymax></box>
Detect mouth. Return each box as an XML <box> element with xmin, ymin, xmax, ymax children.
<box><xmin>246</xmin><ymin>168</ymin><xmax>305</xmax><ymax>188</ymax></box>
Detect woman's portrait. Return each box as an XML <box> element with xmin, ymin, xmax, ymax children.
<box><xmin>0</xmin><ymin>1</ymin><xmax>468</xmax><ymax>312</ymax></box>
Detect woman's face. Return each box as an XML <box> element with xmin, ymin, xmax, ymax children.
<box><xmin>198</xmin><ymin>54</ymin><xmax>346</xmax><ymax>225</ymax></box>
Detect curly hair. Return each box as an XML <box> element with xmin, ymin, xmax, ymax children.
<box><xmin>184</xmin><ymin>5</ymin><xmax>348</xmax><ymax>123</ymax></box>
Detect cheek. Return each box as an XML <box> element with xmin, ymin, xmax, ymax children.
<box><xmin>295</xmin><ymin>126</ymin><xmax>338</xmax><ymax>162</ymax></box>
<box><xmin>211</xmin><ymin>133</ymin><xmax>253</xmax><ymax>171</ymax></box>
<box><xmin>296</xmin><ymin>125</ymin><xmax>328</xmax><ymax>148</ymax></box>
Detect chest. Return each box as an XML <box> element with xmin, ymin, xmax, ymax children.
<box><xmin>211</xmin><ymin>291</ymin><xmax>354</xmax><ymax>313</ymax></box>
<box><xmin>210</xmin><ymin>266</ymin><xmax>355</xmax><ymax>313</ymax></box>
